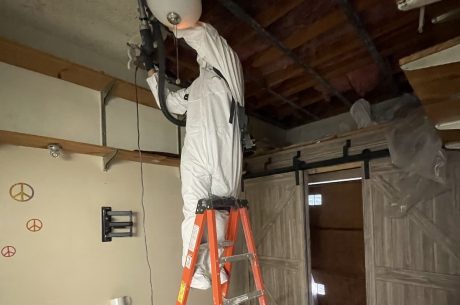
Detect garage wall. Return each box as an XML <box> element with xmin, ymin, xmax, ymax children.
<box><xmin>0</xmin><ymin>145</ymin><xmax>211</xmax><ymax>305</ymax></box>
<box><xmin>0</xmin><ymin>62</ymin><xmax>178</xmax><ymax>154</ymax></box>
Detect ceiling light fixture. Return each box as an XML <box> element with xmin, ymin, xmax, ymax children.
<box><xmin>47</xmin><ymin>143</ymin><xmax>62</xmax><ymax>158</ymax></box>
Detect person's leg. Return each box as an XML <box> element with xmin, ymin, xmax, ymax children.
<box><xmin>180</xmin><ymin>155</ymin><xmax>213</xmax><ymax>289</ymax></box>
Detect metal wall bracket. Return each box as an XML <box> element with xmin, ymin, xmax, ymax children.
<box><xmin>343</xmin><ymin>139</ymin><xmax>351</xmax><ymax>157</ymax></box>
<box><xmin>101</xmin><ymin>207</ymin><xmax>133</xmax><ymax>242</ymax></box>
<box><xmin>100</xmin><ymin>80</ymin><xmax>117</xmax><ymax>147</ymax></box>
<box><xmin>362</xmin><ymin>149</ymin><xmax>371</xmax><ymax>179</ymax></box>
<box><xmin>103</xmin><ymin>149</ymin><xmax>119</xmax><ymax>171</ymax></box>
<box><xmin>264</xmin><ymin>157</ymin><xmax>272</xmax><ymax>170</ymax></box>
<box><xmin>293</xmin><ymin>151</ymin><xmax>304</xmax><ymax>186</ymax></box>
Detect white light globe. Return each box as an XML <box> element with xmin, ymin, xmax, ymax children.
<box><xmin>146</xmin><ymin>0</ymin><xmax>202</xmax><ymax>29</ymax></box>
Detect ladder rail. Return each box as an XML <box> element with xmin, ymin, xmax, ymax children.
<box><xmin>240</xmin><ymin>207</ymin><xmax>268</xmax><ymax>305</ymax></box>
<box><xmin>221</xmin><ymin>208</ymin><xmax>239</xmax><ymax>298</ymax></box>
<box><xmin>175</xmin><ymin>213</ymin><xmax>207</xmax><ymax>305</ymax></box>
<box><xmin>176</xmin><ymin>198</ymin><xmax>267</xmax><ymax>305</ymax></box>
<box><xmin>207</xmin><ymin>209</ymin><xmax>224</xmax><ymax>305</ymax></box>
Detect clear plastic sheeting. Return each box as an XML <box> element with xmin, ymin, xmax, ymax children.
<box><xmin>387</xmin><ymin>108</ymin><xmax>446</xmax><ymax>183</ymax></box>
<box><xmin>350</xmin><ymin>98</ymin><xmax>373</xmax><ymax>128</ymax></box>
<box><xmin>381</xmin><ymin>108</ymin><xmax>448</xmax><ymax>217</ymax></box>
<box><xmin>373</xmin><ymin>93</ymin><xmax>420</xmax><ymax>122</ymax></box>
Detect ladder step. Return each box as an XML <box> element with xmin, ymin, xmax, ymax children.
<box><xmin>220</xmin><ymin>253</ymin><xmax>254</xmax><ymax>263</ymax></box>
<box><xmin>219</xmin><ymin>240</ymin><xmax>234</xmax><ymax>247</ymax></box>
<box><xmin>223</xmin><ymin>290</ymin><xmax>264</xmax><ymax>305</ymax></box>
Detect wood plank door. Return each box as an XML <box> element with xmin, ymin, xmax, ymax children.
<box><xmin>363</xmin><ymin>154</ymin><xmax>460</xmax><ymax>305</ymax></box>
<box><xmin>243</xmin><ymin>172</ymin><xmax>310</xmax><ymax>305</ymax></box>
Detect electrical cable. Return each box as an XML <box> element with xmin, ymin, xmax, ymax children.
<box><xmin>134</xmin><ymin>66</ymin><xmax>154</xmax><ymax>305</ymax></box>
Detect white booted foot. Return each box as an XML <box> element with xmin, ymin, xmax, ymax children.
<box><xmin>220</xmin><ymin>269</ymin><xmax>228</xmax><ymax>284</ymax></box>
<box><xmin>190</xmin><ymin>268</ymin><xmax>211</xmax><ymax>290</ymax></box>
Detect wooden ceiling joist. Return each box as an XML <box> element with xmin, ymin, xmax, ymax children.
<box><xmin>0</xmin><ymin>38</ymin><xmax>158</xmax><ymax>109</ymax></box>
<box><xmin>261</xmin><ymin>10</ymin><xmax>420</xmax><ymax>96</ymax></box>
<box><xmin>249</xmin><ymin>9</ymin><xmax>348</xmax><ymax>68</ymax></box>
<box><xmin>338</xmin><ymin>0</ymin><xmax>399</xmax><ymax>94</ymax></box>
<box><xmin>248</xmin><ymin>0</ymin><xmax>379</xmax><ymax>69</ymax></box>
<box><xmin>228</xmin><ymin>0</ymin><xmax>304</xmax><ymax>48</ymax></box>
<box><xmin>218</xmin><ymin>0</ymin><xmax>352</xmax><ymax>109</ymax></box>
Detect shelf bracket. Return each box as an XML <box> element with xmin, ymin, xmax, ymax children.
<box><xmin>100</xmin><ymin>79</ymin><xmax>117</xmax><ymax>147</ymax></box>
<box><xmin>103</xmin><ymin>149</ymin><xmax>119</xmax><ymax>171</ymax></box>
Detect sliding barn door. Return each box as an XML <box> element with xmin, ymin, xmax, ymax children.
<box><xmin>243</xmin><ymin>172</ymin><xmax>310</xmax><ymax>305</ymax></box>
<box><xmin>363</xmin><ymin>155</ymin><xmax>460</xmax><ymax>305</ymax></box>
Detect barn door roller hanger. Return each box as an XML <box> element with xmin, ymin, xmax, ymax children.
<box><xmin>244</xmin><ymin>139</ymin><xmax>391</xmax><ymax>182</ymax></box>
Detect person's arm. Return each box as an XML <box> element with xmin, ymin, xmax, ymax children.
<box><xmin>146</xmin><ymin>70</ymin><xmax>189</xmax><ymax>115</ymax></box>
<box><xmin>175</xmin><ymin>22</ymin><xmax>245</xmax><ymax>107</ymax></box>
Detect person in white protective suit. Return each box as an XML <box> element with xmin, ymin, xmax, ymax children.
<box><xmin>146</xmin><ymin>22</ymin><xmax>243</xmax><ymax>289</ymax></box>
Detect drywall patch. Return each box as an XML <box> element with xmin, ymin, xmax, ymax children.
<box><xmin>9</xmin><ymin>182</ymin><xmax>34</xmax><ymax>202</ymax></box>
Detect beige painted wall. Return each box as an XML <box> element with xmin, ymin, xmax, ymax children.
<box><xmin>0</xmin><ymin>145</ymin><xmax>211</xmax><ymax>305</ymax></box>
<box><xmin>0</xmin><ymin>62</ymin><xmax>178</xmax><ymax>153</ymax></box>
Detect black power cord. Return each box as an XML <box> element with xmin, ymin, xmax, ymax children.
<box><xmin>134</xmin><ymin>66</ymin><xmax>154</xmax><ymax>305</ymax></box>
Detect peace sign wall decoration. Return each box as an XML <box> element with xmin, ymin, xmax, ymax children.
<box><xmin>9</xmin><ymin>182</ymin><xmax>34</xmax><ymax>202</ymax></box>
<box><xmin>1</xmin><ymin>246</ymin><xmax>16</xmax><ymax>258</ymax></box>
<box><xmin>26</xmin><ymin>219</ymin><xmax>43</xmax><ymax>232</ymax></box>
<box><xmin>3</xmin><ymin>182</ymin><xmax>42</xmax><ymax>259</ymax></box>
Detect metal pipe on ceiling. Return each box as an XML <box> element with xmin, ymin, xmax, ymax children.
<box><xmin>337</xmin><ymin>0</ymin><xmax>399</xmax><ymax>94</ymax></box>
<box><xmin>218</xmin><ymin>0</ymin><xmax>352</xmax><ymax>108</ymax></box>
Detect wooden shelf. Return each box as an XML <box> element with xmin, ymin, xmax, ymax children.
<box><xmin>0</xmin><ymin>130</ymin><xmax>180</xmax><ymax>168</ymax></box>
<box><xmin>0</xmin><ymin>38</ymin><xmax>157</xmax><ymax>109</ymax></box>
<box><xmin>400</xmin><ymin>36</ymin><xmax>460</xmax><ymax>143</ymax></box>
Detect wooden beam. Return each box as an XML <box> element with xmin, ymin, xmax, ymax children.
<box><xmin>250</xmin><ymin>9</ymin><xmax>348</xmax><ymax>68</ymax></box>
<box><xmin>439</xmin><ymin>130</ymin><xmax>460</xmax><ymax>143</ymax></box>
<box><xmin>0</xmin><ymin>130</ymin><xmax>180</xmax><ymax>167</ymax></box>
<box><xmin>228</xmin><ymin>0</ymin><xmax>304</xmax><ymax>48</ymax></box>
<box><xmin>401</xmin><ymin>36</ymin><xmax>460</xmax><ymax>143</ymax></box>
<box><xmin>218</xmin><ymin>0</ymin><xmax>351</xmax><ymax>108</ymax></box>
<box><xmin>0</xmin><ymin>38</ymin><xmax>158</xmax><ymax>109</ymax></box>
<box><xmin>375</xmin><ymin>267</ymin><xmax>460</xmax><ymax>291</ymax></box>
<box><xmin>399</xmin><ymin>36</ymin><xmax>460</xmax><ymax>66</ymax></box>
<box><xmin>338</xmin><ymin>0</ymin><xmax>399</xmax><ymax>94</ymax></box>
<box><xmin>403</xmin><ymin>61</ymin><xmax>460</xmax><ymax>102</ymax></box>
<box><xmin>261</xmin><ymin>10</ymin><xmax>419</xmax><ymax>92</ymax></box>
<box><xmin>273</xmin><ymin>15</ymin><xmax>443</xmax><ymax>101</ymax></box>
<box><xmin>409</xmin><ymin>208</ymin><xmax>460</xmax><ymax>264</ymax></box>
<box><xmin>249</xmin><ymin>0</ymin><xmax>378</xmax><ymax>69</ymax></box>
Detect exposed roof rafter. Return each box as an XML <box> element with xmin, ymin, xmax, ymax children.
<box><xmin>338</xmin><ymin>0</ymin><xmax>400</xmax><ymax>95</ymax></box>
<box><xmin>217</xmin><ymin>0</ymin><xmax>352</xmax><ymax>109</ymax></box>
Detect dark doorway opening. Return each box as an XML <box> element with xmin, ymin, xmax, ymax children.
<box><xmin>308</xmin><ymin>175</ymin><xmax>366</xmax><ymax>305</ymax></box>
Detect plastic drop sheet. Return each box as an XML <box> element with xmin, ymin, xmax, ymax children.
<box><xmin>381</xmin><ymin>108</ymin><xmax>448</xmax><ymax>217</ymax></box>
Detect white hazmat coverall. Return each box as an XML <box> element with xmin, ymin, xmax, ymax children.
<box><xmin>146</xmin><ymin>22</ymin><xmax>243</xmax><ymax>289</ymax></box>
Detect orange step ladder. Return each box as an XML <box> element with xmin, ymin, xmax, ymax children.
<box><xmin>176</xmin><ymin>198</ymin><xmax>267</xmax><ymax>305</ymax></box>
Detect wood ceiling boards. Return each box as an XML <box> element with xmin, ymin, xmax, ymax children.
<box><xmin>167</xmin><ymin>0</ymin><xmax>460</xmax><ymax>128</ymax></box>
